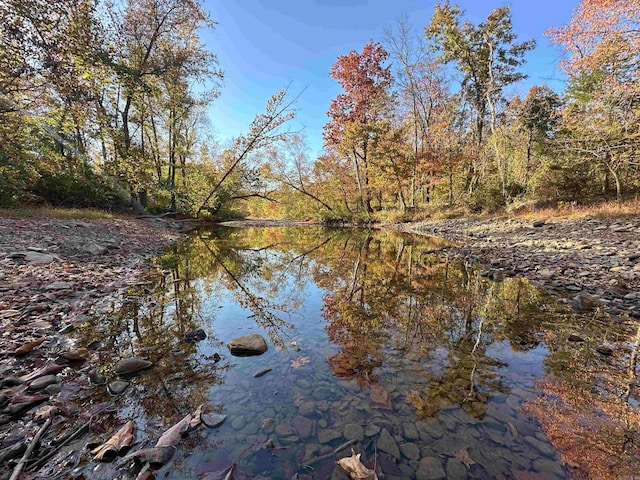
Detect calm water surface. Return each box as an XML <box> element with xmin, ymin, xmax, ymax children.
<box><xmin>76</xmin><ymin>227</ymin><xmax>639</xmax><ymax>479</ymax></box>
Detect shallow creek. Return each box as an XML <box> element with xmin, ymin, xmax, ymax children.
<box><xmin>70</xmin><ymin>226</ymin><xmax>639</xmax><ymax>479</ymax></box>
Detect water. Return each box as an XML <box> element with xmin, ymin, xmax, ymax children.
<box><xmin>73</xmin><ymin>226</ymin><xmax>639</xmax><ymax>479</ymax></box>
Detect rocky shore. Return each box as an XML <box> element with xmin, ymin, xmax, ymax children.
<box><xmin>400</xmin><ymin>215</ymin><xmax>640</xmax><ymax>320</ymax></box>
<box><xmin>0</xmin><ymin>216</ymin><xmax>183</xmax><ymax>327</ymax></box>
<box><xmin>0</xmin><ymin>215</ymin><xmax>184</xmax><ymax>477</ymax></box>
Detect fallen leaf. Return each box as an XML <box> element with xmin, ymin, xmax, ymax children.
<box><xmin>291</xmin><ymin>356</ymin><xmax>310</xmax><ymax>369</ymax></box>
<box><xmin>370</xmin><ymin>384</ymin><xmax>392</xmax><ymax>410</ymax></box>
<box><xmin>19</xmin><ymin>362</ymin><xmax>65</xmax><ymax>383</ymax></box>
<box><xmin>156</xmin><ymin>414</ymin><xmax>192</xmax><ymax>447</ymax></box>
<box><xmin>34</xmin><ymin>405</ymin><xmax>59</xmax><ymax>422</ymax></box>
<box><xmin>190</xmin><ymin>405</ymin><xmax>203</xmax><ymax>428</ymax></box>
<box><xmin>91</xmin><ymin>421</ymin><xmax>135</xmax><ymax>461</ymax></box>
<box><xmin>200</xmin><ymin>464</ymin><xmax>235</xmax><ymax>480</ymax></box>
<box><xmin>337</xmin><ymin>449</ymin><xmax>379</xmax><ymax>480</ymax></box>
<box><xmin>454</xmin><ymin>447</ymin><xmax>475</xmax><ymax>468</ymax></box>
<box><xmin>13</xmin><ymin>338</ymin><xmax>46</xmax><ymax>356</ymax></box>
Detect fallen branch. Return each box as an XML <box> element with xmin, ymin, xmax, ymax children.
<box><xmin>26</xmin><ymin>422</ymin><xmax>91</xmax><ymax>471</ymax></box>
<box><xmin>9</xmin><ymin>418</ymin><xmax>52</xmax><ymax>480</ymax></box>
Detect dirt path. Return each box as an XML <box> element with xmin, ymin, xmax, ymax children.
<box><xmin>398</xmin><ymin>215</ymin><xmax>640</xmax><ymax>319</ymax></box>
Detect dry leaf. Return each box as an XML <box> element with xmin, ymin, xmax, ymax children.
<box><xmin>291</xmin><ymin>356</ymin><xmax>310</xmax><ymax>369</ymax></box>
<box><xmin>370</xmin><ymin>384</ymin><xmax>392</xmax><ymax>410</ymax></box>
<box><xmin>19</xmin><ymin>362</ymin><xmax>65</xmax><ymax>383</ymax></box>
<box><xmin>156</xmin><ymin>414</ymin><xmax>192</xmax><ymax>447</ymax></box>
<box><xmin>337</xmin><ymin>449</ymin><xmax>379</xmax><ymax>480</ymax></box>
<box><xmin>190</xmin><ymin>405</ymin><xmax>203</xmax><ymax>428</ymax></box>
<box><xmin>91</xmin><ymin>421</ymin><xmax>135</xmax><ymax>461</ymax></box>
<box><xmin>13</xmin><ymin>338</ymin><xmax>46</xmax><ymax>356</ymax></box>
<box><xmin>454</xmin><ymin>447</ymin><xmax>475</xmax><ymax>468</ymax></box>
<box><xmin>34</xmin><ymin>405</ymin><xmax>59</xmax><ymax>422</ymax></box>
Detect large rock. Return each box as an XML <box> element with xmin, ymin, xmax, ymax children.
<box><xmin>228</xmin><ymin>334</ymin><xmax>268</xmax><ymax>357</ymax></box>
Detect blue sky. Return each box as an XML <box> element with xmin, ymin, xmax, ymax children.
<box><xmin>201</xmin><ymin>0</ymin><xmax>577</xmax><ymax>157</ymax></box>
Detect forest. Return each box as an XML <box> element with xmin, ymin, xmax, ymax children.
<box><xmin>1</xmin><ymin>0</ymin><xmax>639</xmax><ymax>221</ymax></box>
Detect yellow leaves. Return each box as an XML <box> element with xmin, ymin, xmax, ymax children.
<box><xmin>337</xmin><ymin>449</ymin><xmax>378</xmax><ymax>480</ymax></box>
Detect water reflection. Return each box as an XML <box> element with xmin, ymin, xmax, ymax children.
<box><xmin>71</xmin><ymin>227</ymin><xmax>638</xmax><ymax>479</ymax></box>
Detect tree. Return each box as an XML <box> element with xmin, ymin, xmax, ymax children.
<box><xmin>196</xmin><ymin>87</ymin><xmax>300</xmax><ymax>217</ymax></box>
<box><xmin>549</xmin><ymin>0</ymin><xmax>640</xmax><ymax>201</ymax></box>
<box><xmin>266</xmin><ymin>133</ymin><xmax>334</xmax><ymax>214</ymax></box>
<box><xmin>548</xmin><ymin>0</ymin><xmax>640</xmax><ymax>94</ymax></box>
<box><xmin>323</xmin><ymin>40</ymin><xmax>392</xmax><ymax>216</ymax></box>
<box><xmin>426</xmin><ymin>2</ymin><xmax>535</xmax><ymax>192</ymax></box>
<box><xmin>514</xmin><ymin>85</ymin><xmax>561</xmax><ymax>184</ymax></box>
<box><xmin>385</xmin><ymin>18</ymin><xmax>447</xmax><ymax>207</ymax></box>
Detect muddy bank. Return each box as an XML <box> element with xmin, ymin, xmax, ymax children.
<box><xmin>397</xmin><ymin>215</ymin><xmax>640</xmax><ymax>319</ymax></box>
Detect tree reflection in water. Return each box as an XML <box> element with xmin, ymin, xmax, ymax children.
<box><xmin>72</xmin><ymin>226</ymin><xmax>638</xmax><ymax>479</ymax></box>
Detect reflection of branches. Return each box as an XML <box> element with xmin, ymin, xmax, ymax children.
<box><xmin>200</xmin><ymin>236</ymin><xmax>294</xmax><ymax>349</ymax></box>
<box><xmin>275</xmin><ymin>235</ymin><xmax>335</xmax><ymax>283</ymax></box>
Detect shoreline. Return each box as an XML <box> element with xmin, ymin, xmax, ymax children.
<box><xmin>395</xmin><ymin>215</ymin><xmax>640</xmax><ymax>320</ymax></box>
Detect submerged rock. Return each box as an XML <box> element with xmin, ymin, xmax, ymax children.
<box><xmin>260</xmin><ymin>417</ymin><xmax>275</xmax><ymax>432</ymax></box>
<box><xmin>201</xmin><ymin>413</ymin><xmax>227</xmax><ymax>428</ymax></box>
<box><xmin>228</xmin><ymin>334</ymin><xmax>268</xmax><ymax>357</ymax></box>
<box><xmin>184</xmin><ymin>328</ymin><xmax>207</xmax><ymax>342</ymax></box>
<box><xmin>114</xmin><ymin>358</ymin><xmax>153</xmax><ymax>376</ymax></box>
<box><xmin>377</xmin><ymin>428</ymin><xmax>400</xmax><ymax>459</ymax></box>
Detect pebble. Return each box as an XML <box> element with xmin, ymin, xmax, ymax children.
<box><xmin>107</xmin><ymin>380</ymin><xmax>129</xmax><ymax>396</ymax></box>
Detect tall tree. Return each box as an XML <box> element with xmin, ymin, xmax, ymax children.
<box><xmin>323</xmin><ymin>40</ymin><xmax>392</xmax><ymax>216</ymax></box>
<box><xmin>196</xmin><ymin>87</ymin><xmax>299</xmax><ymax>217</ymax></box>
<box><xmin>385</xmin><ymin>18</ymin><xmax>447</xmax><ymax>207</ymax></box>
<box><xmin>426</xmin><ymin>2</ymin><xmax>535</xmax><ymax>191</ymax></box>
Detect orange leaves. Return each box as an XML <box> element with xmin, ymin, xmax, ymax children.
<box><xmin>548</xmin><ymin>0</ymin><xmax>640</xmax><ymax>84</ymax></box>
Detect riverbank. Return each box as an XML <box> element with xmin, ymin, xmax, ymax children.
<box><xmin>396</xmin><ymin>215</ymin><xmax>640</xmax><ymax>320</ymax></box>
<box><xmin>0</xmin><ymin>215</ymin><xmax>183</xmax><ymax>326</ymax></box>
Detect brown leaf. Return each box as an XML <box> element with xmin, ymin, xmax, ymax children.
<box><xmin>34</xmin><ymin>405</ymin><xmax>59</xmax><ymax>422</ymax></box>
<box><xmin>370</xmin><ymin>384</ymin><xmax>392</xmax><ymax>410</ymax></box>
<box><xmin>13</xmin><ymin>338</ymin><xmax>46</xmax><ymax>356</ymax></box>
<box><xmin>337</xmin><ymin>449</ymin><xmax>379</xmax><ymax>480</ymax></box>
<box><xmin>19</xmin><ymin>362</ymin><xmax>65</xmax><ymax>383</ymax></box>
<box><xmin>454</xmin><ymin>447</ymin><xmax>475</xmax><ymax>468</ymax></box>
<box><xmin>156</xmin><ymin>414</ymin><xmax>192</xmax><ymax>448</ymax></box>
<box><xmin>91</xmin><ymin>421</ymin><xmax>135</xmax><ymax>461</ymax></box>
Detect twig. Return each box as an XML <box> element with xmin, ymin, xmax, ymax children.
<box><xmin>9</xmin><ymin>418</ymin><xmax>52</xmax><ymax>480</ymax></box>
<box><xmin>27</xmin><ymin>422</ymin><xmax>90</xmax><ymax>471</ymax></box>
